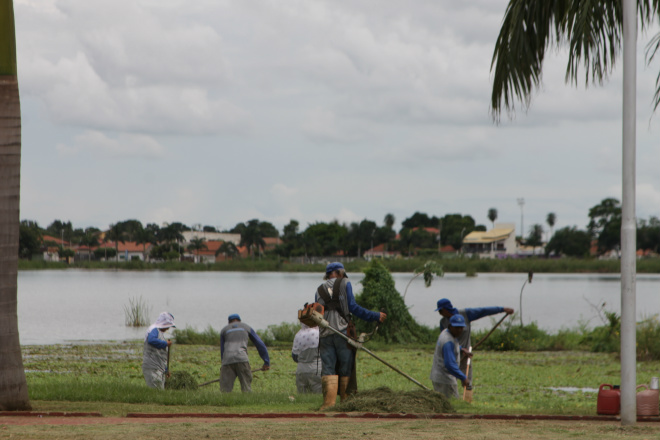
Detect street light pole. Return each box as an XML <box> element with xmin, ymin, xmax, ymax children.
<box><xmin>517</xmin><ymin>198</ymin><xmax>525</xmax><ymax>240</ymax></box>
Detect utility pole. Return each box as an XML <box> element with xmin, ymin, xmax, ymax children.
<box><xmin>517</xmin><ymin>198</ymin><xmax>525</xmax><ymax>240</ymax></box>
<box><xmin>620</xmin><ymin>0</ymin><xmax>637</xmax><ymax>425</ymax></box>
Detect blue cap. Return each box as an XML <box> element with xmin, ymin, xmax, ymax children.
<box><xmin>228</xmin><ymin>313</ymin><xmax>241</xmax><ymax>322</ymax></box>
<box><xmin>326</xmin><ymin>262</ymin><xmax>345</xmax><ymax>274</ymax></box>
<box><xmin>449</xmin><ymin>315</ymin><xmax>466</xmax><ymax>327</ymax></box>
<box><xmin>435</xmin><ymin>298</ymin><xmax>454</xmax><ymax>312</ymax></box>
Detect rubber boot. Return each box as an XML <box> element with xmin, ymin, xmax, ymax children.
<box><xmin>319</xmin><ymin>375</ymin><xmax>339</xmax><ymax>411</ymax></box>
<box><xmin>339</xmin><ymin>376</ymin><xmax>350</xmax><ymax>402</ymax></box>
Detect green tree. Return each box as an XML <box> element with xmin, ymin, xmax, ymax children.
<box><xmin>303</xmin><ymin>222</ymin><xmax>347</xmax><ymax>256</ymax></box>
<box><xmin>350</xmin><ymin>219</ymin><xmax>377</xmax><ymax>257</ymax></box>
<box><xmin>105</xmin><ymin>223</ymin><xmax>127</xmax><ymax>262</ymax></box>
<box><xmin>216</xmin><ymin>241</ymin><xmax>239</xmax><ymax>260</ymax></box>
<box><xmin>134</xmin><ymin>224</ymin><xmax>157</xmax><ymax>261</ymax></box>
<box><xmin>277</xmin><ymin>220</ymin><xmax>304</xmax><ymax>258</ymax></box>
<box><xmin>440</xmin><ymin>214</ymin><xmax>476</xmax><ymax>249</ymax></box>
<box><xmin>187</xmin><ymin>237</ymin><xmax>208</xmax><ymax>262</ymax></box>
<box><xmin>401</xmin><ymin>212</ymin><xmax>440</xmax><ymax>230</ymax></box>
<box><xmin>78</xmin><ymin>230</ymin><xmax>100</xmax><ymax>261</ymax></box>
<box><xmin>490</xmin><ymin>0</ymin><xmax>660</xmax><ymax>119</ymax></box>
<box><xmin>637</xmin><ymin>217</ymin><xmax>660</xmax><ymax>252</ymax></box>
<box><xmin>383</xmin><ymin>213</ymin><xmax>396</xmax><ymax>253</ymax></box>
<box><xmin>46</xmin><ymin>219</ymin><xmax>73</xmax><ymax>244</ymax></box>
<box><xmin>19</xmin><ymin>221</ymin><xmax>42</xmax><ymax>260</ymax></box>
<box><xmin>117</xmin><ymin>219</ymin><xmax>144</xmax><ymax>242</ymax></box>
<box><xmin>588</xmin><ymin>198</ymin><xmax>622</xmax><ymax>254</ymax></box>
<box><xmin>0</xmin><ymin>0</ymin><xmax>30</xmax><ymax>410</ymax></box>
<box><xmin>159</xmin><ymin>223</ymin><xmax>185</xmax><ymax>258</ymax></box>
<box><xmin>545</xmin><ymin>226</ymin><xmax>591</xmax><ymax>257</ymax></box>
<box><xmin>58</xmin><ymin>246</ymin><xmax>75</xmax><ymax>260</ymax></box>
<box><xmin>526</xmin><ymin>224</ymin><xmax>544</xmax><ymax>254</ymax></box>
<box><xmin>257</xmin><ymin>221</ymin><xmax>279</xmax><ymax>238</ymax></box>
<box><xmin>238</xmin><ymin>219</ymin><xmax>267</xmax><ymax>258</ymax></box>
<box><xmin>488</xmin><ymin>208</ymin><xmax>498</xmax><ymax>229</ymax></box>
<box><xmin>546</xmin><ymin>212</ymin><xmax>556</xmax><ymax>240</ymax></box>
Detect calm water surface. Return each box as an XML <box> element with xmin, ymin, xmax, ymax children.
<box><xmin>17</xmin><ymin>270</ymin><xmax>660</xmax><ymax>345</ymax></box>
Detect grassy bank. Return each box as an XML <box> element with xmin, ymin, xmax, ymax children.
<box><xmin>22</xmin><ymin>342</ymin><xmax>658</xmax><ymax>417</ymax></box>
<box><xmin>18</xmin><ymin>256</ymin><xmax>660</xmax><ymax>273</ymax></box>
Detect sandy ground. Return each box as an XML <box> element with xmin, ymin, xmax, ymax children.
<box><xmin>1</xmin><ymin>414</ymin><xmax>659</xmax><ymax>440</ymax></box>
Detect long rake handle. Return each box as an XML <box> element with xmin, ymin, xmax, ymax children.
<box><xmin>462</xmin><ymin>346</ymin><xmax>472</xmax><ymax>401</ymax></box>
<box><xmin>472</xmin><ymin>313</ymin><xmax>510</xmax><ymax>351</ymax></box>
<box><xmin>323</xmin><ymin>323</ymin><xmax>430</xmax><ymax>391</ymax></box>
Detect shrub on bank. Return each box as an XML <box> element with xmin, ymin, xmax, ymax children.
<box><xmin>256</xmin><ymin>322</ymin><xmax>300</xmax><ymax>346</ymax></box>
<box><xmin>174</xmin><ymin>326</ymin><xmax>221</xmax><ymax>346</ymax></box>
<box><xmin>637</xmin><ymin>315</ymin><xmax>660</xmax><ymax>361</ymax></box>
<box><xmin>355</xmin><ymin>260</ymin><xmax>435</xmax><ymax>344</ymax></box>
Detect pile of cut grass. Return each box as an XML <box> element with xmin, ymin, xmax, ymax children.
<box><xmin>165</xmin><ymin>371</ymin><xmax>198</xmax><ymax>390</ymax></box>
<box><xmin>334</xmin><ymin>387</ymin><xmax>453</xmax><ymax>414</ymax></box>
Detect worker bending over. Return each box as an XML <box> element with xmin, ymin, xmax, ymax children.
<box><xmin>430</xmin><ymin>314</ymin><xmax>471</xmax><ymax>399</ymax></box>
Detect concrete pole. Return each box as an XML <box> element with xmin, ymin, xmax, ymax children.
<box><xmin>620</xmin><ymin>0</ymin><xmax>637</xmax><ymax>426</ymax></box>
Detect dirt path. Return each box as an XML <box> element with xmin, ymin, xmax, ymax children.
<box><xmin>1</xmin><ymin>413</ymin><xmax>659</xmax><ymax>440</ymax></box>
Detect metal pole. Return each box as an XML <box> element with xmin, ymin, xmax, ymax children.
<box><xmin>620</xmin><ymin>0</ymin><xmax>637</xmax><ymax>426</ymax></box>
<box><xmin>517</xmin><ymin>198</ymin><xmax>525</xmax><ymax>240</ymax></box>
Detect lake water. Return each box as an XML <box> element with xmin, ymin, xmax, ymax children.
<box><xmin>17</xmin><ymin>270</ymin><xmax>660</xmax><ymax>345</ymax></box>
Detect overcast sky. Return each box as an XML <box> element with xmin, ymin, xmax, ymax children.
<box><xmin>14</xmin><ymin>0</ymin><xmax>660</xmax><ymax>237</ymax></box>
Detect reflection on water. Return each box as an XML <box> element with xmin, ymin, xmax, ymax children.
<box><xmin>17</xmin><ymin>270</ymin><xmax>660</xmax><ymax>345</ymax></box>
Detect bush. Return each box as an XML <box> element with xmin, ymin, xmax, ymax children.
<box><xmin>581</xmin><ymin>311</ymin><xmax>620</xmax><ymax>353</ymax></box>
<box><xmin>174</xmin><ymin>326</ymin><xmax>221</xmax><ymax>346</ymax></box>
<box><xmin>637</xmin><ymin>315</ymin><xmax>660</xmax><ymax>361</ymax></box>
<box><xmin>257</xmin><ymin>322</ymin><xmax>299</xmax><ymax>346</ymax></box>
<box><xmin>474</xmin><ymin>319</ymin><xmax>550</xmax><ymax>351</ymax></box>
<box><xmin>355</xmin><ymin>260</ymin><xmax>435</xmax><ymax>344</ymax></box>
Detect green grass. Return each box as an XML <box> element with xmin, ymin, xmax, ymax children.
<box><xmin>22</xmin><ymin>342</ymin><xmax>657</xmax><ymax>416</ymax></box>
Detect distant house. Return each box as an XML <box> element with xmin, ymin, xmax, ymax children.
<box><xmin>462</xmin><ymin>223</ymin><xmax>517</xmax><ymax>258</ymax></box>
<box><xmin>363</xmin><ymin>243</ymin><xmax>400</xmax><ymax>259</ymax></box>
<box><xmin>40</xmin><ymin>235</ymin><xmax>65</xmax><ymax>262</ymax></box>
<box><xmin>182</xmin><ymin>231</ymin><xmax>241</xmax><ymax>246</ymax></box>
<box><xmin>103</xmin><ymin>241</ymin><xmax>151</xmax><ymax>261</ymax></box>
<box><xmin>263</xmin><ymin>237</ymin><xmax>281</xmax><ymax>252</ymax></box>
<box><xmin>189</xmin><ymin>240</ymin><xmax>222</xmax><ymax>264</ymax></box>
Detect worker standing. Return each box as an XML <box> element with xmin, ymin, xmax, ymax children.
<box><xmin>219</xmin><ymin>313</ymin><xmax>270</xmax><ymax>392</ymax></box>
<box><xmin>430</xmin><ymin>314</ymin><xmax>471</xmax><ymax>399</ymax></box>
<box><xmin>315</xmin><ymin>262</ymin><xmax>386</xmax><ymax>410</ymax></box>
<box><xmin>291</xmin><ymin>323</ymin><xmax>322</xmax><ymax>394</ymax></box>
<box><xmin>142</xmin><ymin>312</ymin><xmax>176</xmax><ymax>389</ymax></box>
<box><xmin>436</xmin><ymin>298</ymin><xmax>513</xmax><ymax>382</ymax></box>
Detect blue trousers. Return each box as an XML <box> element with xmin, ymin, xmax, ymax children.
<box><xmin>319</xmin><ymin>334</ymin><xmax>353</xmax><ymax>377</ymax></box>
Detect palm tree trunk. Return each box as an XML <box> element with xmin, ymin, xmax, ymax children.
<box><xmin>0</xmin><ymin>0</ymin><xmax>30</xmax><ymax>409</ymax></box>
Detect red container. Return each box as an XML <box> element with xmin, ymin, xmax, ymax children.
<box><xmin>597</xmin><ymin>384</ymin><xmax>620</xmax><ymax>415</ymax></box>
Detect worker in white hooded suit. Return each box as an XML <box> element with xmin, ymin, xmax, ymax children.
<box><xmin>142</xmin><ymin>312</ymin><xmax>175</xmax><ymax>389</ymax></box>
<box><xmin>291</xmin><ymin>323</ymin><xmax>322</xmax><ymax>394</ymax></box>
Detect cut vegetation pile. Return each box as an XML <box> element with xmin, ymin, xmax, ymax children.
<box><xmin>165</xmin><ymin>371</ymin><xmax>198</xmax><ymax>390</ymax></box>
<box><xmin>334</xmin><ymin>387</ymin><xmax>454</xmax><ymax>414</ymax></box>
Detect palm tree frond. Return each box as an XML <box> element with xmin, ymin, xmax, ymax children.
<box><xmin>564</xmin><ymin>0</ymin><xmax>623</xmax><ymax>87</ymax></box>
<box><xmin>490</xmin><ymin>0</ymin><xmax>567</xmax><ymax>121</ymax></box>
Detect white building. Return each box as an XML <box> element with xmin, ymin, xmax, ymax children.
<box><xmin>462</xmin><ymin>223</ymin><xmax>517</xmax><ymax>259</ymax></box>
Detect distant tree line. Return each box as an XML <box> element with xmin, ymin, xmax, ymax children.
<box><xmin>18</xmin><ymin>212</ymin><xmax>483</xmax><ymax>260</ymax></box>
<box><xmin>18</xmin><ymin>198</ymin><xmax>660</xmax><ymax>260</ymax></box>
